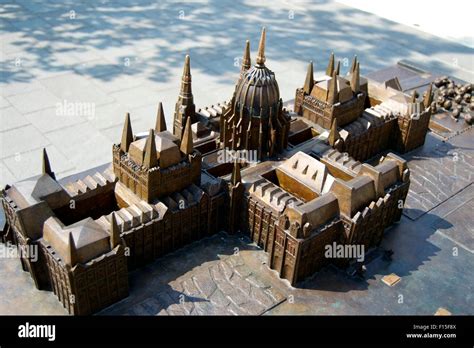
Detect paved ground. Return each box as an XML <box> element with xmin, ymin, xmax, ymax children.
<box><xmin>1</xmin><ymin>0</ymin><xmax>473</xmax><ymax>187</ymax></box>
<box><xmin>0</xmin><ymin>0</ymin><xmax>473</xmax><ymax>316</ymax></box>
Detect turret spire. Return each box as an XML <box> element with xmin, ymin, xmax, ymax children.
<box><xmin>303</xmin><ymin>61</ymin><xmax>314</xmax><ymax>94</ymax></box>
<box><xmin>350</xmin><ymin>55</ymin><xmax>358</xmax><ymax>74</ymax></box>
<box><xmin>120</xmin><ymin>112</ymin><xmax>133</xmax><ymax>153</ymax></box>
<box><xmin>42</xmin><ymin>148</ymin><xmax>55</xmax><ymax>179</ymax></box>
<box><xmin>335</xmin><ymin>60</ymin><xmax>341</xmax><ymax>76</ymax></box>
<box><xmin>327</xmin><ymin>70</ymin><xmax>338</xmax><ymax>104</ymax></box>
<box><xmin>180</xmin><ymin>116</ymin><xmax>193</xmax><ymax>155</ymax></box>
<box><xmin>326</xmin><ymin>52</ymin><xmax>335</xmax><ymax>76</ymax></box>
<box><xmin>256</xmin><ymin>27</ymin><xmax>266</xmax><ymax>66</ymax></box>
<box><xmin>351</xmin><ymin>62</ymin><xmax>360</xmax><ymax>93</ymax></box>
<box><xmin>155</xmin><ymin>102</ymin><xmax>167</xmax><ymax>133</ymax></box>
<box><xmin>241</xmin><ymin>40</ymin><xmax>251</xmax><ymax>73</ymax></box>
<box><xmin>143</xmin><ymin>129</ymin><xmax>158</xmax><ymax>168</ymax></box>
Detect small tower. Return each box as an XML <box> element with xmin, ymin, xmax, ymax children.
<box><xmin>326</xmin><ymin>52</ymin><xmax>335</xmax><ymax>76</ymax></box>
<box><xmin>110</xmin><ymin>212</ymin><xmax>121</xmax><ymax>249</ymax></box>
<box><xmin>42</xmin><ymin>148</ymin><xmax>55</xmax><ymax>180</ymax></box>
<box><xmin>155</xmin><ymin>102</ymin><xmax>167</xmax><ymax>133</ymax></box>
<box><xmin>143</xmin><ymin>129</ymin><xmax>158</xmax><ymax>168</ymax></box>
<box><xmin>180</xmin><ymin>116</ymin><xmax>193</xmax><ymax>156</ymax></box>
<box><xmin>303</xmin><ymin>61</ymin><xmax>314</xmax><ymax>94</ymax></box>
<box><xmin>173</xmin><ymin>55</ymin><xmax>196</xmax><ymax>139</ymax></box>
<box><xmin>121</xmin><ymin>112</ymin><xmax>133</xmax><ymax>153</ymax></box>
<box><xmin>228</xmin><ymin>160</ymin><xmax>244</xmax><ymax>234</ymax></box>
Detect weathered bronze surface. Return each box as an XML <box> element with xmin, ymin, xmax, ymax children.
<box><xmin>1</xmin><ymin>28</ymin><xmax>471</xmax><ymax>315</ymax></box>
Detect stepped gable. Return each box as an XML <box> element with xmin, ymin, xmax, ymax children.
<box><xmin>278</xmin><ymin>151</ymin><xmax>334</xmax><ymax>195</ymax></box>
<box><xmin>249</xmin><ymin>178</ymin><xmax>302</xmax><ymax>213</ymax></box>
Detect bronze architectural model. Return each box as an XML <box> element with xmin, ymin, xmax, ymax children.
<box><xmin>1</xmin><ymin>28</ymin><xmax>436</xmax><ymax>315</ymax></box>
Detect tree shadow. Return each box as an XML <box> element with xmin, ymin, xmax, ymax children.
<box><xmin>2</xmin><ymin>0</ymin><xmax>472</xmax><ymax>91</ymax></box>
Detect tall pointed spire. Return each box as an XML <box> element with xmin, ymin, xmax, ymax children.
<box><xmin>143</xmin><ymin>129</ymin><xmax>158</xmax><ymax>168</ymax></box>
<box><xmin>121</xmin><ymin>112</ymin><xmax>133</xmax><ymax>153</ymax></box>
<box><xmin>180</xmin><ymin>116</ymin><xmax>193</xmax><ymax>155</ymax></box>
<box><xmin>351</xmin><ymin>62</ymin><xmax>360</xmax><ymax>93</ymax></box>
<box><xmin>231</xmin><ymin>160</ymin><xmax>241</xmax><ymax>185</ymax></box>
<box><xmin>110</xmin><ymin>212</ymin><xmax>121</xmax><ymax>249</ymax></box>
<box><xmin>328</xmin><ymin>118</ymin><xmax>340</xmax><ymax>146</ymax></box>
<box><xmin>180</xmin><ymin>55</ymin><xmax>192</xmax><ymax>97</ymax></box>
<box><xmin>303</xmin><ymin>61</ymin><xmax>314</xmax><ymax>94</ymax></box>
<box><xmin>423</xmin><ymin>83</ymin><xmax>433</xmax><ymax>108</ymax></box>
<box><xmin>173</xmin><ymin>55</ymin><xmax>195</xmax><ymax>139</ymax></box>
<box><xmin>155</xmin><ymin>102</ymin><xmax>167</xmax><ymax>133</ymax></box>
<box><xmin>335</xmin><ymin>60</ymin><xmax>341</xmax><ymax>76</ymax></box>
<box><xmin>327</xmin><ymin>70</ymin><xmax>338</xmax><ymax>104</ymax></box>
<box><xmin>42</xmin><ymin>148</ymin><xmax>55</xmax><ymax>179</ymax></box>
<box><xmin>256</xmin><ymin>27</ymin><xmax>266</xmax><ymax>66</ymax></box>
<box><xmin>350</xmin><ymin>55</ymin><xmax>358</xmax><ymax>74</ymax></box>
<box><xmin>241</xmin><ymin>40</ymin><xmax>251</xmax><ymax>73</ymax></box>
<box><xmin>326</xmin><ymin>52</ymin><xmax>334</xmax><ymax>76</ymax></box>
<box><xmin>67</xmin><ymin>232</ymin><xmax>78</xmax><ymax>267</ymax></box>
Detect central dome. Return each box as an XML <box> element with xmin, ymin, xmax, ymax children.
<box><xmin>234</xmin><ymin>65</ymin><xmax>280</xmax><ymax>118</ymax></box>
<box><xmin>233</xmin><ymin>28</ymin><xmax>280</xmax><ymax>119</ymax></box>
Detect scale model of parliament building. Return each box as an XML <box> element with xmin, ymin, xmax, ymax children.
<box><xmin>1</xmin><ymin>28</ymin><xmax>432</xmax><ymax>315</ymax></box>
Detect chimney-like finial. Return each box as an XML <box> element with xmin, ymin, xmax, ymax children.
<box><xmin>155</xmin><ymin>102</ymin><xmax>167</xmax><ymax>133</ymax></box>
<box><xmin>180</xmin><ymin>116</ymin><xmax>193</xmax><ymax>155</ymax></box>
<box><xmin>411</xmin><ymin>90</ymin><xmax>417</xmax><ymax>103</ymax></box>
<box><xmin>256</xmin><ymin>27</ymin><xmax>266</xmax><ymax>66</ymax></box>
<box><xmin>120</xmin><ymin>112</ymin><xmax>133</xmax><ymax>153</ymax></box>
<box><xmin>241</xmin><ymin>40</ymin><xmax>251</xmax><ymax>72</ymax></box>
<box><xmin>143</xmin><ymin>129</ymin><xmax>158</xmax><ymax>168</ymax></box>
<box><xmin>110</xmin><ymin>212</ymin><xmax>121</xmax><ymax>249</ymax></box>
<box><xmin>42</xmin><ymin>148</ymin><xmax>55</xmax><ymax>180</ymax></box>
<box><xmin>326</xmin><ymin>52</ymin><xmax>335</xmax><ymax>76</ymax></box>
<box><xmin>303</xmin><ymin>61</ymin><xmax>314</xmax><ymax>94</ymax></box>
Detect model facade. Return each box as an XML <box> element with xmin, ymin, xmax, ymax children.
<box><xmin>1</xmin><ymin>28</ymin><xmax>432</xmax><ymax>315</ymax></box>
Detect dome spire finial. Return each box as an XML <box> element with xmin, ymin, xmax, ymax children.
<box><xmin>256</xmin><ymin>27</ymin><xmax>266</xmax><ymax>66</ymax></box>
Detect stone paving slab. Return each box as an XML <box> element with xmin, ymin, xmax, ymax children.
<box><xmin>99</xmin><ymin>233</ymin><xmax>287</xmax><ymax>316</ymax></box>
<box><xmin>402</xmin><ymin>132</ymin><xmax>474</xmax><ymax>220</ymax></box>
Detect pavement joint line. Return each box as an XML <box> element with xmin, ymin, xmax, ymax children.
<box><xmin>434</xmin><ymin>229</ymin><xmax>474</xmax><ymax>254</ymax></box>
